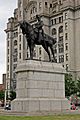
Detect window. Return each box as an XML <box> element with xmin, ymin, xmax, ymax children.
<box><xmin>65</xmin><ymin>13</ymin><xmax>67</xmax><ymax>19</ymax></box>
<box><xmin>54</xmin><ymin>19</ymin><xmax>56</xmax><ymax>24</ymax></box>
<box><xmin>39</xmin><ymin>47</ymin><xmax>41</xmax><ymax>55</ymax></box>
<box><xmin>45</xmin><ymin>2</ymin><xmax>48</xmax><ymax>8</ymax></box>
<box><xmin>59</xmin><ymin>16</ymin><xmax>63</xmax><ymax>23</ymax></box>
<box><xmin>8</xmin><ymin>57</ymin><xmax>9</xmax><ymax>63</ymax></box>
<box><xmin>66</xmin><ymin>64</ymin><xmax>68</xmax><ymax>71</ymax></box>
<box><xmin>7</xmin><ymin>41</ymin><xmax>9</xmax><ymax>47</ymax></box>
<box><xmin>65</xmin><ymin>22</ymin><xmax>68</xmax><ymax>30</ymax></box>
<box><xmin>31</xmin><ymin>7</ymin><xmax>37</xmax><ymax>14</ymax></box>
<box><xmin>19</xmin><ymin>44</ymin><xmax>21</xmax><ymax>50</ymax></box>
<box><xmin>65</xmin><ymin>43</ymin><xmax>68</xmax><ymax>50</ymax></box>
<box><xmin>15</xmin><ymin>32</ymin><xmax>18</xmax><ymax>37</ymax></box>
<box><xmin>14</xmin><ymin>48</ymin><xmax>17</xmax><ymax>53</ymax></box>
<box><xmin>58</xmin><ymin>0</ymin><xmax>62</xmax><ymax>5</ymax></box>
<box><xmin>7</xmin><ymin>65</ymin><xmax>9</xmax><ymax>71</ymax></box>
<box><xmin>7</xmin><ymin>73</ymin><xmax>9</xmax><ymax>78</ymax></box>
<box><xmin>65</xmin><ymin>33</ymin><xmax>68</xmax><ymax>40</ymax></box>
<box><xmin>8</xmin><ymin>49</ymin><xmax>9</xmax><ymax>54</ymax></box>
<box><xmin>14</xmin><ymin>49</ymin><xmax>17</xmax><ymax>56</ymax></box>
<box><xmin>14</xmin><ymin>57</ymin><xmax>17</xmax><ymax>62</ymax></box>
<box><xmin>13</xmin><ymin>64</ymin><xmax>17</xmax><ymax>70</ymax></box>
<box><xmin>7</xmin><ymin>33</ymin><xmax>9</xmax><ymax>38</ymax></box>
<box><xmin>59</xmin><ymin>55</ymin><xmax>64</xmax><ymax>63</ymax></box>
<box><xmin>14</xmin><ymin>40</ymin><xmax>17</xmax><ymax>46</ymax></box>
<box><xmin>66</xmin><ymin>53</ymin><xmax>68</xmax><ymax>61</ymax></box>
<box><xmin>59</xmin><ymin>17</ymin><xmax>61</xmax><ymax>23</ymax></box>
<box><xmin>51</xmin><ymin>19</ymin><xmax>53</xmax><ymax>25</ymax></box>
<box><xmin>59</xmin><ymin>26</ymin><xmax>63</xmax><ymax>33</ymax></box>
<box><xmin>59</xmin><ymin>36</ymin><xmax>63</xmax><ymax>42</ymax></box>
<box><xmin>59</xmin><ymin>44</ymin><xmax>64</xmax><ymax>53</ymax></box>
<box><xmin>53</xmin><ymin>46</ymin><xmax>57</xmax><ymax>53</ymax></box>
<box><xmin>13</xmin><ymin>73</ymin><xmax>16</xmax><ymax>79</ymax></box>
<box><xmin>19</xmin><ymin>53</ymin><xmax>21</xmax><ymax>59</ymax></box>
<box><xmin>52</xmin><ymin>28</ymin><xmax>56</xmax><ymax>35</ymax></box>
<box><xmin>39</xmin><ymin>2</ymin><xmax>42</xmax><ymax>9</ymax></box>
<box><xmin>19</xmin><ymin>35</ymin><xmax>21</xmax><ymax>42</ymax></box>
<box><xmin>14</xmin><ymin>32</ymin><xmax>18</xmax><ymax>37</ymax></box>
<box><xmin>59</xmin><ymin>47</ymin><xmax>64</xmax><ymax>53</ymax></box>
<box><xmin>50</xmin><ymin>4</ymin><xmax>52</xmax><ymax>8</ymax></box>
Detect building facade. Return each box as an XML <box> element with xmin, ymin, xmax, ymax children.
<box><xmin>5</xmin><ymin>0</ymin><xmax>80</xmax><ymax>90</ymax></box>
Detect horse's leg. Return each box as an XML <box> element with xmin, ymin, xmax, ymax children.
<box><xmin>42</xmin><ymin>44</ymin><xmax>51</xmax><ymax>61</ymax></box>
<box><xmin>31</xmin><ymin>43</ymin><xmax>35</xmax><ymax>59</ymax></box>
<box><xmin>50</xmin><ymin>45</ymin><xmax>57</xmax><ymax>62</ymax></box>
<box><xmin>29</xmin><ymin>43</ymin><xmax>35</xmax><ymax>60</ymax></box>
<box><xmin>29</xmin><ymin>45</ymin><xmax>32</xmax><ymax>59</ymax></box>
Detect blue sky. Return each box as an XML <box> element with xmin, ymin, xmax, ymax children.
<box><xmin>0</xmin><ymin>0</ymin><xmax>17</xmax><ymax>83</ymax></box>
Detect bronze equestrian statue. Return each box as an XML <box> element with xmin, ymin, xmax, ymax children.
<box><xmin>35</xmin><ymin>15</ymin><xmax>44</xmax><ymax>41</ymax></box>
<box><xmin>19</xmin><ymin>15</ymin><xmax>57</xmax><ymax>62</ymax></box>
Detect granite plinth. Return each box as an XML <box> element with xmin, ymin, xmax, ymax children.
<box><xmin>11</xmin><ymin>60</ymin><xmax>69</xmax><ymax>113</ymax></box>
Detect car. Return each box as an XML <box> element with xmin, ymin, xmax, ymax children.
<box><xmin>4</xmin><ymin>104</ymin><xmax>11</xmax><ymax>110</ymax></box>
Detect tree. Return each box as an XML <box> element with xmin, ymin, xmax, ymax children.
<box><xmin>0</xmin><ymin>91</ymin><xmax>5</xmax><ymax>100</ymax></box>
<box><xmin>76</xmin><ymin>79</ymin><xmax>80</xmax><ymax>97</ymax></box>
<box><xmin>65</xmin><ymin>73</ymin><xmax>77</xmax><ymax>97</ymax></box>
<box><xmin>10</xmin><ymin>91</ymin><xmax>16</xmax><ymax>101</ymax></box>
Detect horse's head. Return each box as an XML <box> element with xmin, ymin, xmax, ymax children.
<box><xmin>19</xmin><ymin>20</ymin><xmax>27</xmax><ymax>35</ymax></box>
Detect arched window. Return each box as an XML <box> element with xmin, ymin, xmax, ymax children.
<box><xmin>52</xmin><ymin>28</ymin><xmax>56</xmax><ymax>35</ymax></box>
<box><xmin>59</xmin><ymin>26</ymin><xmax>63</xmax><ymax>33</ymax></box>
<box><xmin>14</xmin><ymin>40</ymin><xmax>17</xmax><ymax>46</ymax></box>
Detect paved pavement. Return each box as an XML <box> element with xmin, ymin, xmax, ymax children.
<box><xmin>0</xmin><ymin>108</ymin><xmax>80</xmax><ymax>116</ymax></box>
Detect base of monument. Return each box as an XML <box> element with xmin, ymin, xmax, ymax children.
<box><xmin>12</xmin><ymin>98</ymin><xmax>69</xmax><ymax>112</ymax></box>
<box><xmin>11</xmin><ymin>60</ymin><xmax>70</xmax><ymax>113</ymax></box>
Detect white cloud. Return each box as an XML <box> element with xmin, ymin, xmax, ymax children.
<box><xmin>0</xmin><ymin>0</ymin><xmax>17</xmax><ymax>83</ymax></box>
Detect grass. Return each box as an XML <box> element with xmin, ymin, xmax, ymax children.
<box><xmin>0</xmin><ymin>115</ymin><xmax>80</xmax><ymax>120</ymax></box>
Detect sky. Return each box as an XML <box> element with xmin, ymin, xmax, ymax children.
<box><xmin>0</xmin><ymin>0</ymin><xmax>17</xmax><ymax>83</ymax></box>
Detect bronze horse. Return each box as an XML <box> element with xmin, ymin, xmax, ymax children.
<box><xmin>19</xmin><ymin>20</ymin><xmax>57</xmax><ymax>62</ymax></box>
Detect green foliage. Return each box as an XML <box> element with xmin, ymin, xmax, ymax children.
<box><xmin>76</xmin><ymin>79</ymin><xmax>80</xmax><ymax>97</ymax></box>
<box><xmin>0</xmin><ymin>90</ymin><xmax>16</xmax><ymax>101</ymax></box>
<box><xmin>65</xmin><ymin>74</ymin><xmax>77</xmax><ymax>97</ymax></box>
<box><xmin>65</xmin><ymin>73</ymin><xmax>80</xmax><ymax>97</ymax></box>
<box><xmin>0</xmin><ymin>91</ymin><xmax>5</xmax><ymax>100</ymax></box>
<box><xmin>10</xmin><ymin>90</ymin><xmax>16</xmax><ymax>101</ymax></box>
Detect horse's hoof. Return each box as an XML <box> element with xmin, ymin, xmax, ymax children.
<box><xmin>52</xmin><ymin>59</ymin><xmax>57</xmax><ymax>63</ymax></box>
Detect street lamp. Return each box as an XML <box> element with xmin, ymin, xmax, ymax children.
<box><xmin>4</xmin><ymin>82</ymin><xmax>9</xmax><ymax>107</ymax></box>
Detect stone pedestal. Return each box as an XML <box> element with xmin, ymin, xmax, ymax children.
<box><xmin>11</xmin><ymin>60</ymin><xmax>69</xmax><ymax>113</ymax></box>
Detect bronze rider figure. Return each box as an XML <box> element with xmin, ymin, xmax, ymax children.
<box><xmin>35</xmin><ymin>15</ymin><xmax>44</xmax><ymax>42</ymax></box>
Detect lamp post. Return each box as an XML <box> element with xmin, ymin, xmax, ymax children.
<box><xmin>4</xmin><ymin>89</ymin><xmax>6</xmax><ymax>107</ymax></box>
<box><xmin>4</xmin><ymin>82</ymin><xmax>9</xmax><ymax>107</ymax></box>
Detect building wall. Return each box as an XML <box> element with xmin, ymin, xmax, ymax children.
<box><xmin>5</xmin><ymin>0</ymin><xmax>80</xmax><ymax>90</ymax></box>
